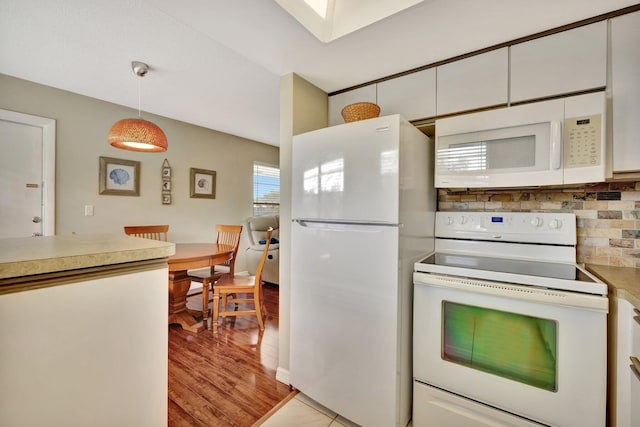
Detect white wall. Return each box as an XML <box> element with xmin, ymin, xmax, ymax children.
<box><xmin>0</xmin><ymin>74</ymin><xmax>279</xmax><ymax>272</ymax></box>
<box><xmin>277</xmin><ymin>73</ymin><xmax>328</xmax><ymax>383</ymax></box>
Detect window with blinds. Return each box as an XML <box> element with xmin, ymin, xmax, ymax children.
<box><xmin>253</xmin><ymin>162</ymin><xmax>280</xmax><ymax>216</ymax></box>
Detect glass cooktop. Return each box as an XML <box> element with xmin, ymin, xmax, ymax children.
<box><xmin>419</xmin><ymin>253</ymin><xmax>595</xmax><ymax>283</ymax></box>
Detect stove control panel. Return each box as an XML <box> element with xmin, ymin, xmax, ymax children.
<box><xmin>435</xmin><ymin>212</ymin><xmax>576</xmax><ymax>245</ymax></box>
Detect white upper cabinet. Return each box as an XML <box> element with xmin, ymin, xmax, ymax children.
<box><xmin>510</xmin><ymin>21</ymin><xmax>607</xmax><ymax>103</ymax></box>
<box><xmin>377</xmin><ymin>68</ymin><xmax>436</xmax><ymax>121</ymax></box>
<box><xmin>611</xmin><ymin>11</ymin><xmax>640</xmax><ymax>173</ymax></box>
<box><xmin>436</xmin><ymin>48</ymin><xmax>508</xmax><ymax>116</ymax></box>
<box><xmin>328</xmin><ymin>84</ymin><xmax>377</xmax><ymax>127</ymax></box>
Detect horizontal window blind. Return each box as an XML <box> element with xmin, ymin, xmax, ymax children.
<box><xmin>253</xmin><ymin>163</ymin><xmax>280</xmax><ymax>216</ymax></box>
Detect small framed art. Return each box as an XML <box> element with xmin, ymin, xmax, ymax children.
<box><xmin>190</xmin><ymin>168</ymin><xmax>216</xmax><ymax>199</ymax></box>
<box><xmin>99</xmin><ymin>156</ymin><xmax>140</xmax><ymax>196</ymax></box>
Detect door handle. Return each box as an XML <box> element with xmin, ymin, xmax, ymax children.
<box><xmin>32</xmin><ymin>216</ymin><xmax>42</xmax><ymax>223</ymax></box>
<box><xmin>550</xmin><ymin>120</ymin><xmax>562</xmax><ymax>170</ymax></box>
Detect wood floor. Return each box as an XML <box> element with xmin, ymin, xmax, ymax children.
<box><xmin>168</xmin><ymin>284</ymin><xmax>291</xmax><ymax>426</ymax></box>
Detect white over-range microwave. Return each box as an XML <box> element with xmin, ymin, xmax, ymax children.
<box><xmin>435</xmin><ymin>92</ymin><xmax>609</xmax><ymax>188</ymax></box>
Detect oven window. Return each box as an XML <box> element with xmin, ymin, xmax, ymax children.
<box><xmin>442</xmin><ymin>302</ymin><xmax>557</xmax><ymax>392</ymax></box>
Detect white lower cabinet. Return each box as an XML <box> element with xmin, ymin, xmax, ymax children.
<box><xmin>611</xmin><ymin>297</ymin><xmax>640</xmax><ymax>427</ymax></box>
<box><xmin>0</xmin><ymin>266</ymin><xmax>168</xmax><ymax>427</ymax></box>
<box><xmin>631</xmin><ymin>368</ymin><xmax>640</xmax><ymax>427</ymax></box>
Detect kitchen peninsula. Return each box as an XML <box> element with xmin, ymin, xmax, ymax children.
<box><xmin>0</xmin><ymin>234</ymin><xmax>174</xmax><ymax>427</ymax></box>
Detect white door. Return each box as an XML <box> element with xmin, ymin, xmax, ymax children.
<box><xmin>0</xmin><ymin>109</ymin><xmax>55</xmax><ymax>238</ymax></box>
<box><xmin>413</xmin><ymin>278</ymin><xmax>608</xmax><ymax>427</ymax></box>
<box><xmin>290</xmin><ymin>220</ymin><xmax>405</xmax><ymax>427</ymax></box>
<box><xmin>292</xmin><ymin>115</ymin><xmax>400</xmax><ymax>223</ymax></box>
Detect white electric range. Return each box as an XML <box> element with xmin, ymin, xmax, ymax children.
<box><xmin>413</xmin><ymin>211</ymin><xmax>608</xmax><ymax>427</ymax></box>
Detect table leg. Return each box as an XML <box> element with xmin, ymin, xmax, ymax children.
<box><xmin>168</xmin><ymin>270</ymin><xmax>205</xmax><ymax>333</ymax></box>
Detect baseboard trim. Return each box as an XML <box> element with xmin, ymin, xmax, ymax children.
<box><xmin>275</xmin><ymin>367</ymin><xmax>290</xmax><ymax>385</ymax></box>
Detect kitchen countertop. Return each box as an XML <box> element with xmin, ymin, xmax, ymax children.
<box><xmin>586</xmin><ymin>264</ymin><xmax>640</xmax><ymax>308</ymax></box>
<box><xmin>0</xmin><ymin>233</ymin><xmax>175</xmax><ymax>280</ymax></box>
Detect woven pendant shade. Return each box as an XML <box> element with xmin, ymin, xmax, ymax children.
<box><xmin>108</xmin><ymin>118</ymin><xmax>168</xmax><ymax>152</ymax></box>
<box><xmin>108</xmin><ymin>61</ymin><xmax>168</xmax><ymax>152</ymax></box>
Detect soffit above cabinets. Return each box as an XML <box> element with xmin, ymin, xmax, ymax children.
<box><xmin>274</xmin><ymin>0</ymin><xmax>424</xmax><ymax>43</ymax></box>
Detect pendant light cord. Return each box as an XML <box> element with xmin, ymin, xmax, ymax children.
<box><xmin>137</xmin><ymin>76</ymin><xmax>142</xmax><ymax>118</ymax></box>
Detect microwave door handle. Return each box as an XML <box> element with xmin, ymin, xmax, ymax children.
<box><xmin>550</xmin><ymin>120</ymin><xmax>562</xmax><ymax>170</ymax></box>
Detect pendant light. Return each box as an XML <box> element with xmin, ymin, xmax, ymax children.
<box><xmin>108</xmin><ymin>61</ymin><xmax>168</xmax><ymax>152</ymax></box>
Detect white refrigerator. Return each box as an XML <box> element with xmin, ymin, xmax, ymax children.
<box><xmin>290</xmin><ymin>115</ymin><xmax>435</xmax><ymax>427</ymax></box>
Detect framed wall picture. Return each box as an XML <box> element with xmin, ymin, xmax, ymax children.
<box><xmin>99</xmin><ymin>156</ymin><xmax>140</xmax><ymax>196</ymax></box>
<box><xmin>190</xmin><ymin>168</ymin><xmax>216</xmax><ymax>199</ymax></box>
<box><xmin>161</xmin><ymin>158</ymin><xmax>172</xmax><ymax>205</ymax></box>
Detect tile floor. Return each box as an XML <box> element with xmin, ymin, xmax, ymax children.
<box><xmin>257</xmin><ymin>393</ymin><xmax>413</xmax><ymax>427</ymax></box>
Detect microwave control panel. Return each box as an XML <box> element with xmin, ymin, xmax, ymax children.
<box><xmin>564</xmin><ymin>114</ymin><xmax>602</xmax><ymax>168</ymax></box>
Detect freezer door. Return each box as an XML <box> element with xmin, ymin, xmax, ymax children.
<box><xmin>290</xmin><ymin>220</ymin><xmax>409</xmax><ymax>427</ymax></box>
<box><xmin>292</xmin><ymin>115</ymin><xmax>401</xmax><ymax>223</ymax></box>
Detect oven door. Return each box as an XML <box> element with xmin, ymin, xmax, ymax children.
<box><xmin>413</xmin><ymin>272</ymin><xmax>608</xmax><ymax>427</ymax></box>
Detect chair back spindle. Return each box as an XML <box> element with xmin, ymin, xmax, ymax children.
<box><xmin>124</xmin><ymin>225</ymin><xmax>169</xmax><ymax>241</ymax></box>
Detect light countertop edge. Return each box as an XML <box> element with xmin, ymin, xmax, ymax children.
<box><xmin>0</xmin><ymin>234</ymin><xmax>175</xmax><ymax>280</ymax></box>
<box><xmin>586</xmin><ymin>264</ymin><xmax>640</xmax><ymax>309</ymax></box>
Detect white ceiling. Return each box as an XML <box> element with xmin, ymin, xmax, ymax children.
<box><xmin>1</xmin><ymin>0</ymin><xmax>636</xmax><ymax>147</ymax></box>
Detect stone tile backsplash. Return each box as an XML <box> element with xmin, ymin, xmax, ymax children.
<box><xmin>438</xmin><ymin>181</ymin><xmax>640</xmax><ymax>268</ymax></box>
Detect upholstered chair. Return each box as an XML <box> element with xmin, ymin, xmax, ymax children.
<box><xmin>244</xmin><ymin>215</ymin><xmax>279</xmax><ymax>285</ymax></box>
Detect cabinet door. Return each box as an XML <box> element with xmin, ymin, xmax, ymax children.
<box><xmin>615</xmin><ymin>298</ymin><xmax>634</xmax><ymax>427</ymax></box>
<box><xmin>377</xmin><ymin>68</ymin><xmax>436</xmax><ymax>121</ymax></box>
<box><xmin>611</xmin><ymin>11</ymin><xmax>640</xmax><ymax>173</ymax></box>
<box><xmin>436</xmin><ymin>47</ymin><xmax>508</xmax><ymax>116</ymax></box>
<box><xmin>328</xmin><ymin>84</ymin><xmax>376</xmax><ymax>127</ymax></box>
<box><xmin>632</xmin><ymin>367</ymin><xmax>640</xmax><ymax>427</ymax></box>
<box><xmin>510</xmin><ymin>21</ymin><xmax>607</xmax><ymax>103</ymax></box>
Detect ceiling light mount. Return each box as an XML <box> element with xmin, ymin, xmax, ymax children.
<box><xmin>131</xmin><ymin>61</ymin><xmax>148</xmax><ymax>77</ymax></box>
<box><xmin>108</xmin><ymin>60</ymin><xmax>168</xmax><ymax>152</ymax></box>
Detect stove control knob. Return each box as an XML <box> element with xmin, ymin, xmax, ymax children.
<box><xmin>549</xmin><ymin>219</ymin><xmax>562</xmax><ymax>229</ymax></box>
<box><xmin>530</xmin><ymin>217</ymin><xmax>542</xmax><ymax>227</ymax></box>
<box><xmin>458</xmin><ymin>215</ymin><xmax>467</xmax><ymax>225</ymax></box>
<box><xmin>445</xmin><ymin>216</ymin><xmax>454</xmax><ymax>225</ymax></box>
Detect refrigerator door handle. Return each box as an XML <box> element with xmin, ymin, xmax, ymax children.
<box><xmin>293</xmin><ymin>218</ymin><xmax>400</xmax><ymax>231</ymax></box>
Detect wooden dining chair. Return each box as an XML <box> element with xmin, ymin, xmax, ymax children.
<box><xmin>124</xmin><ymin>225</ymin><xmax>169</xmax><ymax>241</ymax></box>
<box><xmin>188</xmin><ymin>224</ymin><xmax>243</xmax><ymax>321</ymax></box>
<box><xmin>211</xmin><ymin>228</ymin><xmax>272</xmax><ymax>333</ymax></box>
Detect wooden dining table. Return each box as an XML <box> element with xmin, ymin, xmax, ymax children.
<box><xmin>168</xmin><ymin>243</ymin><xmax>234</xmax><ymax>333</ymax></box>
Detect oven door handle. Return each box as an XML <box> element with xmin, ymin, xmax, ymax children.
<box><xmin>413</xmin><ymin>272</ymin><xmax>609</xmax><ymax>312</ymax></box>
